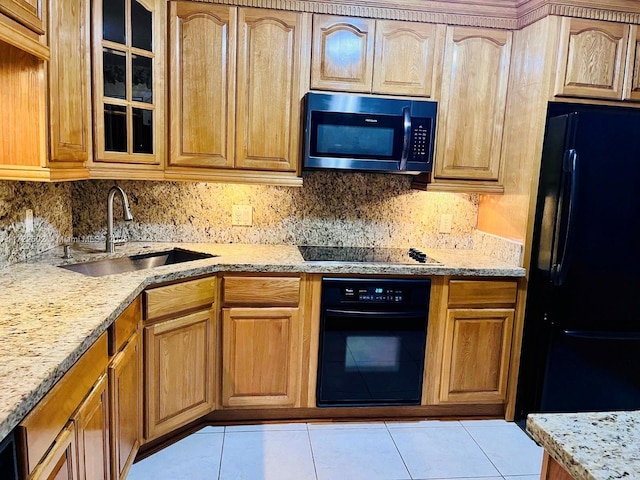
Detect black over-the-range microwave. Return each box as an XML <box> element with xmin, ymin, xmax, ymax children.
<box><xmin>303</xmin><ymin>92</ymin><xmax>437</xmax><ymax>174</ymax></box>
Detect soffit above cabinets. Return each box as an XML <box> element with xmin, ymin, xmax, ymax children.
<box><xmin>190</xmin><ymin>0</ymin><xmax>640</xmax><ymax>29</ymax></box>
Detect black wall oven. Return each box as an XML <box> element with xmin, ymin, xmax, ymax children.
<box><xmin>316</xmin><ymin>278</ymin><xmax>431</xmax><ymax>407</ymax></box>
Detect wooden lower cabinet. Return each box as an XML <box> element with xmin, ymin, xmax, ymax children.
<box><xmin>144</xmin><ymin>309</ymin><xmax>215</xmax><ymax>440</ymax></box>
<box><xmin>73</xmin><ymin>374</ymin><xmax>110</xmax><ymax>480</ymax></box>
<box><xmin>440</xmin><ymin>308</ymin><xmax>514</xmax><ymax>403</ymax></box>
<box><xmin>109</xmin><ymin>331</ymin><xmax>142</xmax><ymax>480</ymax></box>
<box><xmin>221</xmin><ymin>307</ymin><xmax>301</xmax><ymax>408</ymax></box>
<box><xmin>28</xmin><ymin>423</ymin><xmax>77</xmax><ymax>480</ymax></box>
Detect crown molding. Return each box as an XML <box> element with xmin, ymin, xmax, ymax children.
<box><xmin>191</xmin><ymin>0</ymin><xmax>640</xmax><ymax>29</ymax></box>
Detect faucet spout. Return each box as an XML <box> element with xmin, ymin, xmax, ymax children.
<box><xmin>106</xmin><ymin>186</ymin><xmax>133</xmax><ymax>253</ymax></box>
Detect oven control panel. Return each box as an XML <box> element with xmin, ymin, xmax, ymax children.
<box><xmin>342</xmin><ymin>286</ymin><xmax>405</xmax><ymax>302</ymax></box>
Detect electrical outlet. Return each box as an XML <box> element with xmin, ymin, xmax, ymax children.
<box><xmin>232</xmin><ymin>205</ymin><xmax>253</xmax><ymax>226</ymax></box>
<box><xmin>439</xmin><ymin>213</ymin><xmax>453</xmax><ymax>234</ymax></box>
<box><xmin>25</xmin><ymin>209</ymin><xmax>34</xmax><ymax>233</ymax></box>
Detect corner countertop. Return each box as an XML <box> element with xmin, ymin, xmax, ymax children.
<box><xmin>0</xmin><ymin>242</ymin><xmax>525</xmax><ymax>442</ymax></box>
<box><xmin>527</xmin><ymin>411</ymin><xmax>640</xmax><ymax>480</ymax></box>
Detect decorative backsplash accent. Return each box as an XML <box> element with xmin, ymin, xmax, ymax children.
<box><xmin>0</xmin><ymin>182</ymin><xmax>72</xmax><ymax>268</ymax></box>
<box><xmin>71</xmin><ymin>172</ymin><xmax>479</xmax><ymax>249</ymax></box>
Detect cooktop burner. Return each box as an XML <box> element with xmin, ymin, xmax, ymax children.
<box><xmin>298</xmin><ymin>246</ymin><xmax>440</xmax><ymax>265</ymax></box>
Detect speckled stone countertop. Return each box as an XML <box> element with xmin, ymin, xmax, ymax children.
<box><xmin>0</xmin><ymin>242</ymin><xmax>524</xmax><ymax>442</ymax></box>
<box><xmin>527</xmin><ymin>411</ymin><xmax>640</xmax><ymax>480</ymax></box>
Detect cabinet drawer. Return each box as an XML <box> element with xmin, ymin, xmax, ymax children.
<box><xmin>223</xmin><ymin>276</ymin><xmax>300</xmax><ymax>306</ymax></box>
<box><xmin>109</xmin><ymin>297</ymin><xmax>142</xmax><ymax>355</ymax></box>
<box><xmin>145</xmin><ymin>276</ymin><xmax>216</xmax><ymax>321</ymax></box>
<box><xmin>17</xmin><ymin>332</ymin><xmax>108</xmax><ymax>475</ymax></box>
<box><xmin>448</xmin><ymin>280</ymin><xmax>517</xmax><ymax>308</ymax></box>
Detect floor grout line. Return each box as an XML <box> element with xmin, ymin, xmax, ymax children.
<box><xmin>384</xmin><ymin>422</ymin><xmax>415</xmax><ymax>480</ymax></box>
<box><xmin>216</xmin><ymin>427</ymin><xmax>226</xmax><ymax>480</ymax></box>
<box><xmin>306</xmin><ymin>423</ymin><xmax>320</xmax><ymax>480</ymax></box>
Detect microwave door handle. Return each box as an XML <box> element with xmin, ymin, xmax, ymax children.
<box><xmin>400</xmin><ymin>106</ymin><xmax>411</xmax><ymax>170</ymax></box>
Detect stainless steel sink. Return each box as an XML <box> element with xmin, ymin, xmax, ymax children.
<box><xmin>59</xmin><ymin>248</ymin><xmax>216</xmax><ymax>277</ymax></box>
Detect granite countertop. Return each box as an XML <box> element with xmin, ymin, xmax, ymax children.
<box><xmin>527</xmin><ymin>411</ymin><xmax>640</xmax><ymax>480</ymax></box>
<box><xmin>0</xmin><ymin>242</ymin><xmax>525</xmax><ymax>442</ymax></box>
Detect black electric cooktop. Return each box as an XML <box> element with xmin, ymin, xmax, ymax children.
<box><xmin>298</xmin><ymin>246</ymin><xmax>440</xmax><ymax>265</ymax></box>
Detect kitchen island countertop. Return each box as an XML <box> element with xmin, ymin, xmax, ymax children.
<box><xmin>527</xmin><ymin>411</ymin><xmax>640</xmax><ymax>480</ymax></box>
<box><xmin>0</xmin><ymin>242</ymin><xmax>524</xmax><ymax>442</ymax></box>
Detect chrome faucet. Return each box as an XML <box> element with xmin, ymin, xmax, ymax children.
<box><xmin>106</xmin><ymin>186</ymin><xmax>133</xmax><ymax>253</ymax></box>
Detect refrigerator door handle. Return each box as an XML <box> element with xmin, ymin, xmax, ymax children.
<box><xmin>563</xmin><ymin>330</ymin><xmax>640</xmax><ymax>341</ymax></box>
<box><xmin>551</xmin><ymin>148</ymin><xmax>579</xmax><ymax>286</ymax></box>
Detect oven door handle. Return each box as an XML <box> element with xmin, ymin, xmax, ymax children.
<box><xmin>325</xmin><ymin>308</ymin><xmax>426</xmax><ymax>319</ymax></box>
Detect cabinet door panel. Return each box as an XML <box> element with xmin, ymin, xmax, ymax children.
<box><xmin>555</xmin><ymin>18</ymin><xmax>628</xmax><ymax>100</ymax></box>
<box><xmin>109</xmin><ymin>332</ymin><xmax>142</xmax><ymax>480</ymax></box>
<box><xmin>372</xmin><ymin>20</ymin><xmax>443</xmax><ymax>97</ymax></box>
<box><xmin>311</xmin><ymin>15</ymin><xmax>374</xmax><ymax>92</ymax></box>
<box><xmin>48</xmin><ymin>0</ymin><xmax>92</xmax><ymax>164</ymax></box>
<box><xmin>222</xmin><ymin>307</ymin><xmax>301</xmax><ymax>407</ymax></box>
<box><xmin>236</xmin><ymin>8</ymin><xmax>308</xmax><ymax>172</ymax></box>
<box><xmin>440</xmin><ymin>308</ymin><xmax>514</xmax><ymax>404</ymax></box>
<box><xmin>169</xmin><ymin>2</ymin><xmax>235</xmax><ymax>168</ymax></box>
<box><xmin>623</xmin><ymin>25</ymin><xmax>640</xmax><ymax>102</ymax></box>
<box><xmin>435</xmin><ymin>27</ymin><xmax>511</xmax><ymax>182</ymax></box>
<box><xmin>74</xmin><ymin>374</ymin><xmax>110</xmax><ymax>480</ymax></box>
<box><xmin>29</xmin><ymin>423</ymin><xmax>77</xmax><ymax>480</ymax></box>
<box><xmin>0</xmin><ymin>0</ymin><xmax>43</xmax><ymax>34</ymax></box>
<box><xmin>144</xmin><ymin>310</ymin><xmax>215</xmax><ymax>440</ymax></box>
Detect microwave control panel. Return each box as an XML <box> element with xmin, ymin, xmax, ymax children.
<box><xmin>409</xmin><ymin>117</ymin><xmax>432</xmax><ymax>162</ymax></box>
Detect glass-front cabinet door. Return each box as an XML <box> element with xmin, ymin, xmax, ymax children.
<box><xmin>92</xmin><ymin>0</ymin><xmax>165</xmax><ymax>169</ymax></box>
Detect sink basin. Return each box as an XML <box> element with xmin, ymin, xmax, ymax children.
<box><xmin>60</xmin><ymin>248</ymin><xmax>216</xmax><ymax>277</ymax></box>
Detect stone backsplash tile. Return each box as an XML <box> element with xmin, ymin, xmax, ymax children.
<box><xmin>0</xmin><ymin>182</ymin><xmax>72</xmax><ymax>268</ymax></box>
<box><xmin>72</xmin><ymin>172</ymin><xmax>479</xmax><ymax>249</ymax></box>
<box><xmin>473</xmin><ymin>230</ymin><xmax>524</xmax><ymax>266</ymax></box>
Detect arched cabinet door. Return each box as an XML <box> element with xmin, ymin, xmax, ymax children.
<box><xmin>168</xmin><ymin>2</ymin><xmax>236</xmax><ymax>168</ymax></box>
<box><xmin>434</xmin><ymin>26</ymin><xmax>511</xmax><ymax>184</ymax></box>
<box><xmin>311</xmin><ymin>15</ymin><xmax>375</xmax><ymax>92</ymax></box>
<box><xmin>372</xmin><ymin>20</ymin><xmax>444</xmax><ymax>97</ymax></box>
<box><xmin>555</xmin><ymin>17</ymin><xmax>629</xmax><ymax>100</ymax></box>
<box><xmin>236</xmin><ymin>8</ymin><xmax>309</xmax><ymax>172</ymax></box>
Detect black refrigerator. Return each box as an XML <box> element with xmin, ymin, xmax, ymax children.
<box><xmin>516</xmin><ymin>102</ymin><xmax>640</xmax><ymax>420</ymax></box>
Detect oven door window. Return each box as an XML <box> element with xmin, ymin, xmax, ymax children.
<box><xmin>317</xmin><ymin>312</ymin><xmax>427</xmax><ymax>406</ymax></box>
<box><xmin>310</xmin><ymin>112</ymin><xmax>403</xmax><ymax>160</ymax></box>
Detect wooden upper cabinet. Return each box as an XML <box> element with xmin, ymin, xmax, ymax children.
<box><xmin>236</xmin><ymin>8</ymin><xmax>309</xmax><ymax>172</ymax></box>
<box><xmin>372</xmin><ymin>20</ymin><xmax>444</xmax><ymax>97</ymax></box>
<box><xmin>311</xmin><ymin>16</ymin><xmax>442</xmax><ymax>97</ymax></box>
<box><xmin>555</xmin><ymin>18</ymin><xmax>629</xmax><ymax>100</ymax></box>
<box><xmin>0</xmin><ymin>0</ymin><xmax>43</xmax><ymax>34</ymax></box>
<box><xmin>48</xmin><ymin>0</ymin><xmax>92</xmax><ymax>169</ymax></box>
<box><xmin>623</xmin><ymin>25</ymin><xmax>640</xmax><ymax>101</ymax></box>
<box><xmin>434</xmin><ymin>26</ymin><xmax>511</xmax><ymax>185</ymax></box>
<box><xmin>311</xmin><ymin>15</ymin><xmax>374</xmax><ymax>92</ymax></box>
<box><xmin>91</xmin><ymin>0</ymin><xmax>166</xmax><ymax>175</ymax></box>
<box><xmin>169</xmin><ymin>2</ymin><xmax>236</xmax><ymax>168</ymax></box>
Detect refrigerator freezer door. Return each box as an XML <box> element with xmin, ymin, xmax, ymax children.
<box><xmin>541</xmin><ymin>329</ymin><xmax>640</xmax><ymax>412</ymax></box>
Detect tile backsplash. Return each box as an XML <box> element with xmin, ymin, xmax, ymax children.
<box><xmin>71</xmin><ymin>172</ymin><xmax>479</xmax><ymax>249</ymax></box>
<box><xmin>0</xmin><ymin>181</ymin><xmax>72</xmax><ymax>268</ymax></box>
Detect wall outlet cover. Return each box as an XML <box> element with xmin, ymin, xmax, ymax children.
<box><xmin>25</xmin><ymin>209</ymin><xmax>34</xmax><ymax>233</ymax></box>
<box><xmin>232</xmin><ymin>205</ymin><xmax>253</xmax><ymax>226</ymax></box>
<box><xmin>439</xmin><ymin>213</ymin><xmax>453</xmax><ymax>234</ymax></box>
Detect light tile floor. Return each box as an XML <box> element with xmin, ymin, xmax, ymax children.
<box><xmin>128</xmin><ymin>420</ymin><xmax>542</xmax><ymax>480</ymax></box>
